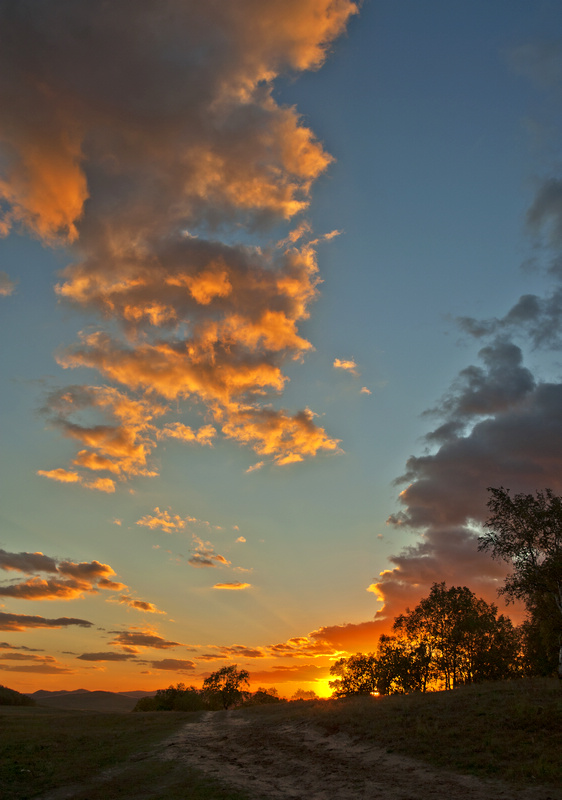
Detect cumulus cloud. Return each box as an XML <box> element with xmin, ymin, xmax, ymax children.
<box><xmin>0</xmin><ymin>549</ymin><xmax>126</xmax><ymax>601</ymax></box>
<box><xmin>0</xmin><ymin>271</ymin><xmax>15</xmax><ymax>296</ymax></box>
<box><xmin>188</xmin><ymin>536</ymin><xmax>230</xmax><ymax>569</ymax></box>
<box><xmin>1</xmin><ymin>0</ymin><xmax>356</xmax><ymax>483</ymax></box>
<box><xmin>213</xmin><ymin>581</ymin><xmax>251</xmax><ymax>590</ymax></box>
<box><xmin>0</xmin><ymin>612</ymin><xmax>93</xmax><ymax>632</ymax></box>
<box><xmin>333</xmin><ymin>358</ymin><xmax>359</xmax><ymax>376</ymax></box>
<box><xmin>360</xmin><ymin>386</ymin><xmax>371</xmax><ymax>395</ymax></box>
<box><xmin>375</xmin><ymin>335</ymin><xmax>562</xmax><ymax>626</ymax></box>
<box><xmin>136</xmin><ymin>507</ymin><xmax>187</xmax><ymax>533</ymax></box>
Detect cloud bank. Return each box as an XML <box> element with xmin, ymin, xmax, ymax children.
<box><xmin>0</xmin><ymin>0</ymin><xmax>357</xmax><ymax>486</ymax></box>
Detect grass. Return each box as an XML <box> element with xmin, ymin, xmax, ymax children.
<box><xmin>239</xmin><ymin>676</ymin><xmax>562</xmax><ymax>787</ymax></box>
<box><xmin>1</xmin><ymin>678</ymin><xmax>560</xmax><ymax>798</ymax></box>
<box><xmin>0</xmin><ymin>707</ymin><xmax>252</xmax><ymax>800</ymax></box>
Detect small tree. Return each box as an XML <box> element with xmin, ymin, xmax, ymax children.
<box><xmin>291</xmin><ymin>688</ymin><xmax>319</xmax><ymax>701</ymax></box>
<box><xmin>202</xmin><ymin>665</ymin><xmax>250</xmax><ymax>709</ymax></box>
<box><xmin>480</xmin><ymin>487</ymin><xmax>562</xmax><ymax>677</ymax></box>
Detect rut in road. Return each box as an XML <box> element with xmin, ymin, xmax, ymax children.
<box><xmin>162</xmin><ymin>711</ymin><xmax>560</xmax><ymax>800</ymax></box>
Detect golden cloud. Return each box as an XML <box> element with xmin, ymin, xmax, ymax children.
<box><xmin>213</xmin><ymin>582</ymin><xmax>252</xmax><ymax>590</ymax></box>
<box><xmin>0</xmin><ymin>1</ymin><xmax>357</xmax><ymax>483</ymax></box>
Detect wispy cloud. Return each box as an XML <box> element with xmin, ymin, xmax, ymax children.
<box><xmin>213</xmin><ymin>581</ymin><xmax>251</xmax><ymax>590</ymax></box>
<box><xmin>0</xmin><ymin>271</ymin><xmax>15</xmax><ymax>296</ymax></box>
<box><xmin>0</xmin><ymin>612</ymin><xmax>93</xmax><ymax>632</ymax></box>
<box><xmin>109</xmin><ymin>629</ymin><xmax>182</xmax><ymax>651</ymax></box>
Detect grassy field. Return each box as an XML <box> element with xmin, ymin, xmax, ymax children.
<box><xmin>1</xmin><ymin>677</ymin><xmax>560</xmax><ymax>799</ymax></box>
<box><xmin>240</xmin><ymin>676</ymin><xmax>562</xmax><ymax>787</ymax></box>
<box><xmin>0</xmin><ymin>707</ymin><xmax>251</xmax><ymax>800</ymax></box>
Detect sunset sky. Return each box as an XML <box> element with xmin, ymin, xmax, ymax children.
<box><xmin>2</xmin><ymin>0</ymin><xmax>562</xmax><ymax>697</ymax></box>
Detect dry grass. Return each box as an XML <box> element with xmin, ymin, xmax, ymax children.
<box><xmin>0</xmin><ymin>707</ymin><xmax>250</xmax><ymax>800</ymax></box>
<box><xmin>240</xmin><ymin>676</ymin><xmax>562</xmax><ymax>786</ymax></box>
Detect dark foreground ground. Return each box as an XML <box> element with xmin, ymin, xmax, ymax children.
<box><xmin>1</xmin><ymin>678</ymin><xmax>561</xmax><ymax>800</ymax></box>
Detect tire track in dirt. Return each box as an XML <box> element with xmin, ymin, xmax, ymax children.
<box><xmin>162</xmin><ymin>711</ymin><xmax>560</xmax><ymax>800</ymax></box>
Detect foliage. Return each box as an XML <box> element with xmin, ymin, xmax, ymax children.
<box><xmin>393</xmin><ymin>582</ymin><xmax>520</xmax><ymax>689</ymax></box>
<box><xmin>0</xmin><ymin>685</ymin><xmax>35</xmax><ymax>706</ymax></box>
<box><xmin>240</xmin><ymin>687</ymin><xmax>284</xmax><ymax>707</ymax></box>
<box><xmin>480</xmin><ymin>486</ymin><xmax>562</xmax><ymax>676</ymax></box>
<box><xmin>202</xmin><ymin>665</ymin><xmax>250</xmax><ymax>710</ymax></box>
<box><xmin>330</xmin><ymin>583</ymin><xmax>521</xmax><ymax>697</ymax></box>
<box><xmin>329</xmin><ymin>652</ymin><xmax>379</xmax><ymax>697</ymax></box>
<box><xmin>291</xmin><ymin>689</ymin><xmax>319</xmax><ymax>701</ymax></box>
<box><xmin>133</xmin><ymin>684</ymin><xmax>208</xmax><ymax>712</ymax></box>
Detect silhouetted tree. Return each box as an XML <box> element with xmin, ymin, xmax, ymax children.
<box><xmin>291</xmin><ymin>688</ymin><xmax>319</xmax><ymax>701</ymax></box>
<box><xmin>202</xmin><ymin>665</ymin><xmax>250</xmax><ymax>709</ymax></box>
<box><xmin>329</xmin><ymin>653</ymin><xmax>378</xmax><ymax>697</ymax></box>
<box><xmin>393</xmin><ymin>582</ymin><xmax>520</xmax><ymax>689</ymax></box>
<box><xmin>330</xmin><ymin>583</ymin><xmax>521</xmax><ymax>698</ymax></box>
<box><xmin>480</xmin><ymin>487</ymin><xmax>562</xmax><ymax>677</ymax></box>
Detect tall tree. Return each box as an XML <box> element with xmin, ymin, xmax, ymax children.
<box><xmin>392</xmin><ymin>583</ymin><xmax>519</xmax><ymax>690</ymax></box>
<box><xmin>202</xmin><ymin>665</ymin><xmax>250</xmax><ymax>709</ymax></box>
<box><xmin>480</xmin><ymin>487</ymin><xmax>562</xmax><ymax>678</ymax></box>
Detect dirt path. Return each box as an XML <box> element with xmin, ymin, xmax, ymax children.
<box><xmin>162</xmin><ymin>711</ymin><xmax>560</xmax><ymax>800</ymax></box>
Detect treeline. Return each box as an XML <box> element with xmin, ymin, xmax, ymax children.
<box><xmin>0</xmin><ymin>684</ymin><xmax>35</xmax><ymax>706</ymax></box>
<box><xmin>133</xmin><ymin>683</ymin><xmax>284</xmax><ymax>712</ymax></box>
<box><xmin>330</xmin><ymin>582</ymin><xmax>555</xmax><ymax>697</ymax></box>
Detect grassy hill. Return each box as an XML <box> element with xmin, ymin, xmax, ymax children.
<box><xmin>0</xmin><ymin>684</ymin><xmax>35</xmax><ymax>706</ymax></box>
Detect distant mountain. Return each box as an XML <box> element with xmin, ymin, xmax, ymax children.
<box><xmin>30</xmin><ymin>689</ymin><xmax>90</xmax><ymax>698</ymax></box>
<box><xmin>34</xmin><ymin>690</ymin><xmax>139</xmax><ymax>713</ymax></box>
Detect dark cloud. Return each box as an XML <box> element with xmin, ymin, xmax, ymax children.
<box><xmin>148</xmin><ymin>658</ymin><xmax>196</xmax><ymax>671</ymax></box>
<box><xmin>0</xmin><ymin>612</ymin><xmax>93</xmax><ymax>632</ymax></box>
<box><xmin>0</xmin><ymin>549</ymin><xmax>58</xmax><ymax>573</ymax></box>
<box><xmin>109</xmin><ymin>630</ymin><xmax>182</xmax><ymax>650</ymax></box>
<box><xmin>77</xmin><ymin>652</ymin><xmax>136</xmax><ymax>662</ymax></box>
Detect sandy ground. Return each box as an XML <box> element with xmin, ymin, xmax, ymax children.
<box><xmin>161</xmin><ymin>710</ymin><xmax>561</xmax><ymax>800</ymax></box>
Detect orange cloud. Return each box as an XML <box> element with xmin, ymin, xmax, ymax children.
<box><xmin>213</xmin><ymin>582</ymin><xmax>251</xmax><ymax>590</ymax></box>
<box><xmin>136</xmin><ymin>507</ymin><xmax>187</xmax><ymax>533</ymax></box>
<box><xmin>158</xmin><ymin>423</ymin><xmax>216</xmax><ymax>445</ymax></box>
<box><xmin>0</xmin><ymin>1</ymin><xmax>356</xmax><ymax>481</ymax></box>
<box><xmin>116</xmin><ymin>595</ymin><xmax>166</xmax><ymax>614</ymax></box>
<box><xmin>333</xmin><ymin>358</ymin><xmax>359</xmax><ymax>376</ymax></box>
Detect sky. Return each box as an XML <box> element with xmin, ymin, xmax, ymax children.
<box><xmin>2</xmin><ymin>0</ymin><xmax>562</xmax><ymax>697</ymax></box>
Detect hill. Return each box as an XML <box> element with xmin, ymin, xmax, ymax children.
<box><xmin>0</xmin><ymin>684</ymin><xmax>35</xmax><ymax>706</ymax></box>
<box><xmin>34</xmin><ymin>690</ymin><xmax>139</xmax><ymax>713</ymax></box>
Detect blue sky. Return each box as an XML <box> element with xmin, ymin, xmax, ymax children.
<box><xmin>1</xmin><ymin>0</ymin><xmax>561</xmax><ymax>694</ymax></box>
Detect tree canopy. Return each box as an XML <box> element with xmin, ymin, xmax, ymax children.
<box><xmin>480</xmin><ymin>486</ymin><xmax>562</xmax><ymax>677</ymax></box>
<box><xmin>330</xmin><ymin>582</ymin><xmax>520</xmax><ymax>696</ymax></box>
<box><xmin>202</xmin><ymin>665</ymin><xmax>250</xmax><ymax>709</ymax></box>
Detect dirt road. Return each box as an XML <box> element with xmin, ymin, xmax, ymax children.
<box><xmin>162</xmin><ymin>711</ymin><xmax>560</xmax><ymax>800</ymax></box>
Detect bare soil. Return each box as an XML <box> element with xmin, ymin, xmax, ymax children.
<box><xmin>162</xmin><ymin>710</ymin><xmax>561</xmax><ymax>800</ymax></box>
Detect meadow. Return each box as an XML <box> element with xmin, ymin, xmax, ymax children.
<box><xmin>1</xmin><ymin>677</ymin><xmax>560</xmax><ymax>800</ymax></box>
